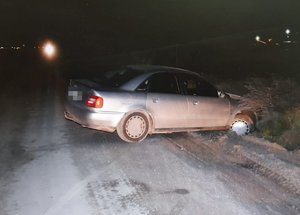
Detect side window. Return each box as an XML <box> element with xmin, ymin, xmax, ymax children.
<box><xmin>136</xmin><ymin>73</ymin><xmax>180</xmax><ymax>94</ymax></box>
<box><xmin>135</xmin><ymin>79</ymin><xmax>149</xmax><ymax>92</ymax></box>
<box><xmin>182</xmin><ymin>78</ymin><xmax>198</xmax><ymax>96</ymax></box>
<box><xmin>181</xmin><ymin>74</ymin><xmax>218</xmax><ymax>97</ymax></box>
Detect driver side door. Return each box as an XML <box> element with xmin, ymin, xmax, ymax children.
<box><xmin>178</xmin><ymin>74</ymin><xmax>231</xmax><ymax>128</ymax></box>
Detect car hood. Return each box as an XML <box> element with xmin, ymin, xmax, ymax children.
<box><xmin>226</xmin><ymin>93</ymin><xmax>242</xmax><ymax>100</ymax></box>
<box><xmin>226</xmin><ymin>92</ymin><xmax>244</xmax><ymax>111</ymax></box>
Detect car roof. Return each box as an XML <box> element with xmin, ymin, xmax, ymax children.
<box><xmin>126</xmin><ymin>64</ymin><xmax>198</xmax><ymax>75</ymax></box>
<box><xmin>120</xmin><ymin>65</ymin><xmax>201</xmax><ymax>91</ymax></box>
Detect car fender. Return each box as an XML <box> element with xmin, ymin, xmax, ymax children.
<box><xmin>232</xmin><ymin>110</ymin><xmax>257</xmax><ymax>125</ymax></box>
<box><xmin>119</xmin><ymin>108</ymin><xmax>155</xmax><ymax>134</ymax></box>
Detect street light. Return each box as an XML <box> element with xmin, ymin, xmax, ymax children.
<box><xmin>255</xmin><ymin>35</ymin><xmax>266</xmax><ymax>44</ymax></box>
<box><xmin>285</xmin><ymin>29</ymin><xmax>291</xmax><ymax>35</ymax></box>
<box><xmin>42</xmin><ymin>41</ymin><xmax>57</xmax><ymax>59</ymax></box>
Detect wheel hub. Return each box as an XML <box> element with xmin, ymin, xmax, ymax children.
<box><xmin>231</xmin><ymin>120</ymin><xmax>249</xmax><ymax>136</ymax></box>
<box><xmin>125</xmin><ymin>115</ymin><xmax>146</xmax><ymax>138</ymax></box>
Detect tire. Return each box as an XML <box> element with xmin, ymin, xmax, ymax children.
<box><xmin>117</xmin><ymin>112</ymin><xmax>149</xmax><ymax>143</ymax></box>
<box><xmin>230</xmin><ymin>115</ymin><xmax>254</xmax><ymax>136</ymax></box>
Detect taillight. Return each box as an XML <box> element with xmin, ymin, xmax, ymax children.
<box><xmin>85</xmin><ymin>95</ymin><xmax>104</xmax><ymax>108</ymax></box>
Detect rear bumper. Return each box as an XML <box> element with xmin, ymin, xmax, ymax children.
<box><xmin>64</xmin><ymin>103</ymin><xmax>125</xmax><ymax>133</ymax></box>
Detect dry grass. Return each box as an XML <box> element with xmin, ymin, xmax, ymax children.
<box><xmin>219</xmin><ymin>78</ymin><xmax>300</xmax><ymax>151</ymax></box>
<box><xmin>240</xmin><ymin>78</ymin><xmax>300</xmax><ymax>115</ymax></box>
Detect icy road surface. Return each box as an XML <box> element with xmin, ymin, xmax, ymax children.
<box><xmin>0</xmin><ymin>62</ymin><xmax>299</xmax><ymax>215</ymax></box>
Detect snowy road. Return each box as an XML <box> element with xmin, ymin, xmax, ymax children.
<box><xmin>0</xmin><ymin>61</ymin><xmax>299</xmax><ymax>215</ymax></box>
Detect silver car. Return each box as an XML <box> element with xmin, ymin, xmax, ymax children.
<box><xmin>65</xmin><ymin>65</ymin><xmax>256</xmax><ymax>143</ymax></box>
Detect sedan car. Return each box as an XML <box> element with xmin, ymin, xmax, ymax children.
<box><xmin>65</xmin><ymin>65</ymin><xmax>256</xmax><ymax>143</ymax></box>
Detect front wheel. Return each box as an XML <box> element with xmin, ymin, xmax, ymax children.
<box><xmin>230</xmin><ymin>115</ymin><xmax>254</xmax><ymax>136</ymax></box>
<box><xmin>117</xmin><ymin>112</ymin><xmax>149</xmax><ymax>143</ymax></box>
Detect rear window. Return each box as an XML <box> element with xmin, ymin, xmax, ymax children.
<box><xmin>93</xmin><ymin>68</ymin><xmax>144</xmax><ymax>87</ymax></box>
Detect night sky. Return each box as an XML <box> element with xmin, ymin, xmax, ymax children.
<box><xmin>1</xmin><ymin>0</ymin><xmax>299</xmax><ymax>54</ymax></box>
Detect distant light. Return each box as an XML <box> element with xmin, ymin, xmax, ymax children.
<box><xmin>285</xmin><ymin>29</ymin><xmax>291</xmax><ymax>35</ymax></box>
<box><xmin>42</xmin><ymin>41</ymin><xmax>57</xmax><ymax>59</ymax></box>
<box><xmin>255</xmin><ymin>35</ymin><xmax>260</xmax><ymax>41</ymax></box>
<box><xmin>44</xmin><ymin>43</ymin><xmax>55</xmax><ymax>56</ymax></box>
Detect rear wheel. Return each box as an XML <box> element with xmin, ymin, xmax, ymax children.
<box><xmin>230</xmin><ymin>115</ymin><xmax>254</xmax><ymax>136</ymax></box>
<box><xmin>117</xmin><ymin>112</ymin><xmax>149</xmax><ymax>143</ymax></box>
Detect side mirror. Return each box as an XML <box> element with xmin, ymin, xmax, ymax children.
<box><xmin>217</xmin><ymin>90</ymin><xmax>227</xmax><ymax>98</ymax></box>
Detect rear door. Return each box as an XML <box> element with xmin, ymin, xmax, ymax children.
<box><xmin>178</xmin><ymin>74</ymin><xmax>231</xmax><ymax>128</ymax></box>
<box><xmin>139</xmin><ymin>72</ymin><xmax>188</xmax><ymax>129</ymax></box>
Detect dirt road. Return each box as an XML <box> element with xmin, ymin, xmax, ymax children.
<box><xmin>0</xmin><ymin>58</ymin><xmax>299</xmax><ymax>215</ymax></box>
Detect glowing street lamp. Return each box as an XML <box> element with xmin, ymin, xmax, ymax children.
<box><xmin>42</xmin><ymin>41</ymin><xmax>57</xmax><ymax>59</ymax></box>
<box><xmin>255</xmin><ymin>35</ymin><xmax>266</xmax><ymax>44</ymax></box>
<box><xmin>285</xmin><ymin>29</ymin><xmax>291</xmax><ymax>35</ymax></box>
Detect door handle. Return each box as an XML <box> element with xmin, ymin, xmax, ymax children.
<box><xmin>193</xmin><ymin>100</ymin><xmax>199</xmax><ymax>105</ymax></box>
<box><xmin>152</xmin><ymin>98</ymin><xmax>159</xmax><ymax>103</ymax></box>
